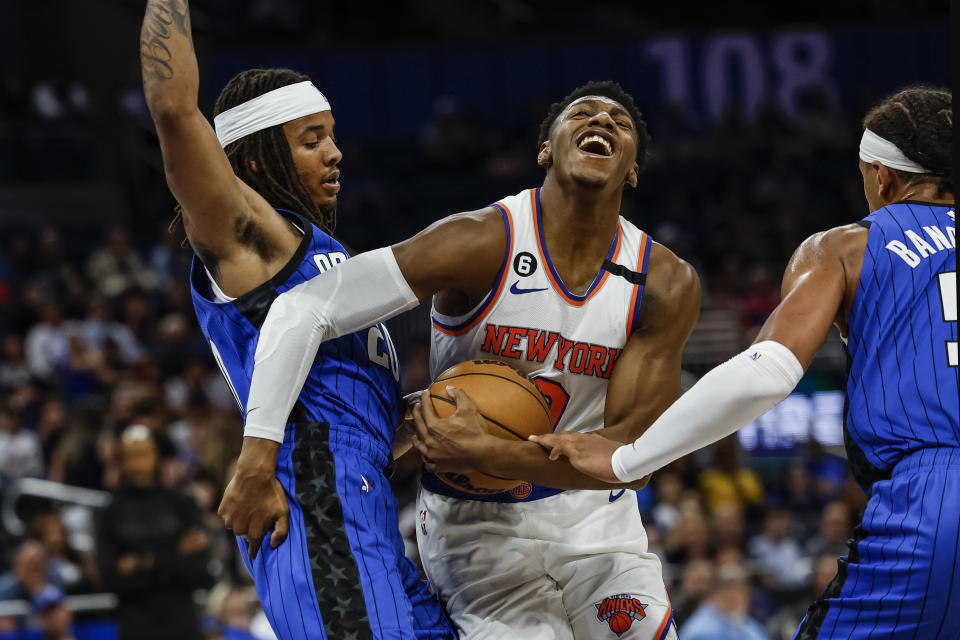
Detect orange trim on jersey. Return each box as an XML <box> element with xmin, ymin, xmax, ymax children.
<box><xmin>625</xmin><ymin>231</ymin><xmax>649</xmax><ymax>339</ymax></box>
<box><xmin>653</xmin><ymin>601</ymin><xmax>674</xmax><ymax>640</ymax></box>
<box><xmin>431</xmin><ymin>201</ymin><xmax>515</xmax><ymax>336</ymax></box>
<box><xmin>531</xmin><ymin>188</ymin><xmax>622</xmax><ymax>307</ymax></box>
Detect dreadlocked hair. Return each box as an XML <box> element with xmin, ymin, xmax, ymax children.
<box><xmin>863</xmin><ymin>85</ymin><xmax>953</xmax><ymax>198</ymax></box>
<box><xmin>169</xmin><ymin>68</ymin><xmax>336</xmax><ymax>236</ymax></box>
<box><xmin>538</xmin><ymin>80</ymin><xmax>651</xmax><ymax>172</ymax></box>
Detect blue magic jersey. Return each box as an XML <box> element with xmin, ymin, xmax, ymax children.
<box><xmin>188</xmin><ymin>211</ymin><xmax>453</xmax><ymax>639</ymax></box>
<box><xmin>845</xmin><ymin>201</ymin><xmax>958</xmax><ymax>486</ymax></box>
<box><xmin>189</xmin><ymin>210</ymin><xmax>403</xmax><ymax>458</ymax></box>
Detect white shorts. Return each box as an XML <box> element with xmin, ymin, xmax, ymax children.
<box><xmin>415</xmin><ymin>487</ymin><xmax>678</xmax><ymax>640</ymax></box>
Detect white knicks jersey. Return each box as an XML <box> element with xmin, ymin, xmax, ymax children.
<box><xmin>430</xmin><ymin>187</ymin><xmax>652</xmax><ymax>437</ymax></box>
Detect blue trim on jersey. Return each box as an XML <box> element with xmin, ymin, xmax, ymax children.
<box><xmin>628</xmin><ymin>231</ymin><xmax>652</xmax><ymax>335</ymax></box>
<box><xmin>534</xmin><ymin>186</ymin><xmax>620</xmax><ymax>302</ymax></box>
<box><xmin>430</xmin><ymin>203</ymin><xmax>512</xmax><ymax>333</ymax></box>
<box><xmin>420</xmin><ymin>470</ymin><xmax>564</xmax><ymax>503</ymax></box>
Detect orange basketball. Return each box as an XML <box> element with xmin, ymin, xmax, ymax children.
<box><xmin>426</xmin><ymin>359</ymin><xmax>553</xmax><ymax>495</ymax></box>
<box><xmin>608</xmin><ymin>611</ymin><xmax>632</xmax><ymax>634</ymax></box>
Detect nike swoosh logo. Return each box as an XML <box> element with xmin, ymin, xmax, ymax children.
<box><xmin>609</xmin><ymin>489</ymin><xmax>626</xmax><ymax>502</ymax></box>
<box><xmin>509</xmin><ymin>280</ymin><xmax>548</xmax><ymax>295</ymax></box>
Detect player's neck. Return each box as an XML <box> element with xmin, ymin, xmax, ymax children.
<box><xmin>886</xmin><ymin>183</ymin><xmax>953</xmax><ymax>207</ymax></box>
<box><xmin>537</xmin><ymin>177</ymin><xmax>622</xmax><ymax>293</ymax></box>
<box><xmin>538</xmin><ymin>177</ymin><xmax>622</xmax><ymax>260</ymax></box>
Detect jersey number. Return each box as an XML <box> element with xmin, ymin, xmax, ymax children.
<box><xmin>367</xmin><ymin>325</ymin><xmax>400</xmax><ymax>381</ymax></box>
<box><xmin>938</xmin><ymin>271</ymin><xmax>958</xmax><ymax>367</ymax></box>
<box><xmin>532</xmin><ymin>377</ymin><xmax>570</xmax><ymax>429</ymax></box>
<box><xmin>209</xmin><ymin>326</ymin><xmax>399</xmax><ymax>417</ymax></box>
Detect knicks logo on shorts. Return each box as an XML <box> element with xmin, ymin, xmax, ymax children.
<box><xmin>595</xmin><ymin>594</ymin><xmax>647</xmax><ymax>637</ymax></box>
<box><xmin>510</xmin><ymin>482</ymin><xmax>533</xmax><ymax>499</ymax></box>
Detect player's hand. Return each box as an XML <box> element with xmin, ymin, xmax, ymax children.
<box><xmin>411</xmin><ymin>386</ymin><xmax>495</xmax><ymax>472</ymax></box>
<box><xmin>393</xmin><ymin>391</ymin><xmax>423</xmax><ymax>459</ymax></box>
<box><xmin>528</xmin><ymin>432</ymin><xmax>622</xmax><ymax>484</ymax></box>
<box><xmin>218</xmin><ymin>438</ymin><xmax>289</xmax><ymax>561</ymax></box>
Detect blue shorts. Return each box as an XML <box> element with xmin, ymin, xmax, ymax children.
<box><xmin>794</xmin><ymin>447</ymin><xmax>960</xmax><ymax>639</ymax></box>
<box><xmin>238</xmin><ymin>421</ymin><xmax>456</xmax><ymax>640</ymax></box>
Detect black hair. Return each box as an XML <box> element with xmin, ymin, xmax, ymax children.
<box><xmin>537</xmin><ymin>80</ymin><xmax>651</xmax><ymax>172</ymax></box>
<box><xmin>862</xmin><ymin>85</ymin><xmax>953</xmax><ymax>198</ymax></box>
<box><xmin>170</xmin><ymin>68</ymin><xmax>336</xmax><ymax>236</ymax></box>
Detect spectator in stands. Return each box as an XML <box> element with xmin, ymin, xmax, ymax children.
<box><xmin>0</xmin><ymin>403</ymin><xmax>43</xmax><ymax>478</ymax></box>
<box><xmin>764</xmin><ymin>554</ymin><xmax>843</xmax><ymax>640</ymax></box>
<box><xmin>24</xmin><ymin>304</ymin><xmax>70</xmax><ymax>380</ymax></box>
<box><xmin>96</xmin><ymin>425</ymin><xmax>212</xmax><ymax>640</ymax></box>
<box><xmin>213</xmin><ymin>583</ymin><xmax>260</xmax><ymax>640</ymax></box>
<box><xmin>779</xmin><ymin>464</ymin><xmax>822</xmax><ymax>535</ymax></box>
<box><xmin>29</xmin><ymin>513</ymin><xmax>91</xmax><ymax>592</ymax></box>
<box><xmin>679</xmin><ymin>563</ymin><xmax>769</xmax><ymax>640</ymax></box>
<box><xmin>76</xmin><ymin>298</ymin><xmax>146</xmax><ymax>366</ymax></box>
<box><xmin>805</xmin><ymin>501</ymin><xmax>852</xmax><ymax>559</ymax></box>
<box><xmin>748</xmin><ymin>508</ymin><xmax>809</xmax><ymax>590</ymax></box>
<box><xmin>671</xmin><ymin>558</ymin><xmax>715</xmax><ymax>626</ymax></box>
<box><xmin>0</xmin><ymin>541</ymin><xmax>63</xmax><ymax>632</ymax></box>
<box><xmin>32</xmin><ymin>584</ymin><xmax>76</xmax><ymax>640</ymax></box>
<box><xmin>664</xmin><ymin>504</ymin><xmax>712</xmax><ymax>565</ymax></box>
<box><xmin>650</xmin><ymin>470</ymin><xmax>684</xmax><ymax>533</ymax></box>
<box><xmin>0</xmin><ymin>335</ymin><xmax>31</xmax><ymax>389</ymax></box>
<box><xmin>0</xmin><ymin>541</ymin><xmax>61</xmax><ymax>601</ymax></box>
<box><xmin>34</xmin><ymin>399</ymin><xmax>67</xmax><ymax>463</ymax></box>
<box><xmin>86</xmin><ymin>228</ymin><xmax>157</xmax><ymax>298</ymax></box>
<box><xmin>47</xmin><ymin>405</ymin><xmax>106</xmax><ymax>490</ymax></box>
<box><xmin>711</xmin><ymin>503</ymin><xmax>746</xmax><ymax>553</ymax></box>
<box><xmin>699</xmin><ymin>437</ymin><xmax>765</xmax><ymax>513</ymax></box>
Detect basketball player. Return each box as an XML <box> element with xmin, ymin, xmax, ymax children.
<box><xmin>242</xmin><ymin>81</ymin><xmax>700</xmax><ymax>639</ymax></box>
<box><xmin>138</xmin><ymin>2</ymin><xmax>455</xmax><ymax>638</ymax></box>
<box><xmin>530</xmin><ymin>86</ymin><xmax>958</xmax><ymax>639</ymax></box>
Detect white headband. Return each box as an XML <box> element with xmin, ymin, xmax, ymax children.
<box><xmin>858</xmin><ymin>128</ymin><xmax>928</xmax><ymax>173</ymax></box>
<box><xmin>214</xmin><ymin>81</ymin><xmax>331</xmax><ymax>148</ymax></box>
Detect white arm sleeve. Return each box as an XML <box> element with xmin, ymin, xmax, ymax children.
<box><xmin>242</xmin><ymin>247</ymin><xmax>419</xmax><ymax>442</ymax></box>
<box><xmin>610</xmin><ymin>340</ymin><xmax>804</xmax><ymax>482</ymax></box>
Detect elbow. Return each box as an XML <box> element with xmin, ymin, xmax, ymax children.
<box><xmin>146</xmin><ymin>98</ymin><xmax>199</xmax><ymax>127</ymax></box>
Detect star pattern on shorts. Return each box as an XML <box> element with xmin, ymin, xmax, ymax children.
<box><xmin>327</xmin><ymin>564</ymin><xmax>347</xmax><ymax>586</ymax></box>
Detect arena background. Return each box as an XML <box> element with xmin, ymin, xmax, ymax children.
<box><xmin>0</xmin><ymin>1</ymin><xmax>951</xmax><ymax>638</ymax></box>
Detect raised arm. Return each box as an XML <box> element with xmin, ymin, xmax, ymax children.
<box><xmin>533</xmin><ymin>224</ymin><xmax>868</xmax><ymax>482</ymax></box>
<box><xmin>140</xmin><ymin>0</ymin><xmax>295</xmax><ymax>283</ymax></box>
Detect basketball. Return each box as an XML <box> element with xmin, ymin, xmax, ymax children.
<box><xmin>608</xmin><ymin>611</ymin><xmax>632</xmax><ymax>634</ymax></box>
<box><xmin>426</xmin><ymin>359</ymin><xmax>553</xmax><ymax>495</ymax></box>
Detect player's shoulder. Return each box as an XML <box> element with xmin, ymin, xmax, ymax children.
<box><xmin>639</xmin><ymin>241</ymin><xmax>701</xmax><ymax>328</ymax></box>
<box><xmin>792</xmin><ymin>222</ymin><xmax>868</xmax><ymax>269</ymax></box>
<box><xmin>647</xmin><ymin>241</ymin><xmax>700</xmax><ymax>300</ymax></box>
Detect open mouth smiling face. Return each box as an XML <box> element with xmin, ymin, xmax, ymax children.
<box><xmin>576</xmin><ymin>130</ymin><xmax>615</xmax><ymax>158</ymax></box>
<box><xmin>546</xmin><ymin>95</ymin><xmax>639</xmax><ymax>187</ymax></box>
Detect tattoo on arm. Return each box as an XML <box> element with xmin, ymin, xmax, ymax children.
<box><xmin>140</xmin><ymin>0</ymin><xmax>192</xmax><ymax>81</ymax></box>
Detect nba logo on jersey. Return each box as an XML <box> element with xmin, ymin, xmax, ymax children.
<box><xmin>595</xmin><ymin>594</ymin><xmax>648</xmax><ymax>636</ymax></box>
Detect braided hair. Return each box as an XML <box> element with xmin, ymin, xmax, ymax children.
<box><xmin>170</xmin><ymin>68</ymin><xmax>336</xmax><ymax>236</ymax></box>
<box><xmin>538</xmin><ymin>80</ymin><xmax>651</xmax><ymax>172</ymax></box>
<box><xmin>863</xmin><ymin>86</ymin><xmax>953</xmax><ymax>198</ymax></box>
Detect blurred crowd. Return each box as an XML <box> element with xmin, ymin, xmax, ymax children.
<box><xmin>1</xmin><ymin>3</ymin><xmax>928</xmax><ymax>637</ymax></box>
<box><xmin>0</xmin><ymin>209</ymin><xmax>864</xmax><ymax>640</ymax></box>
